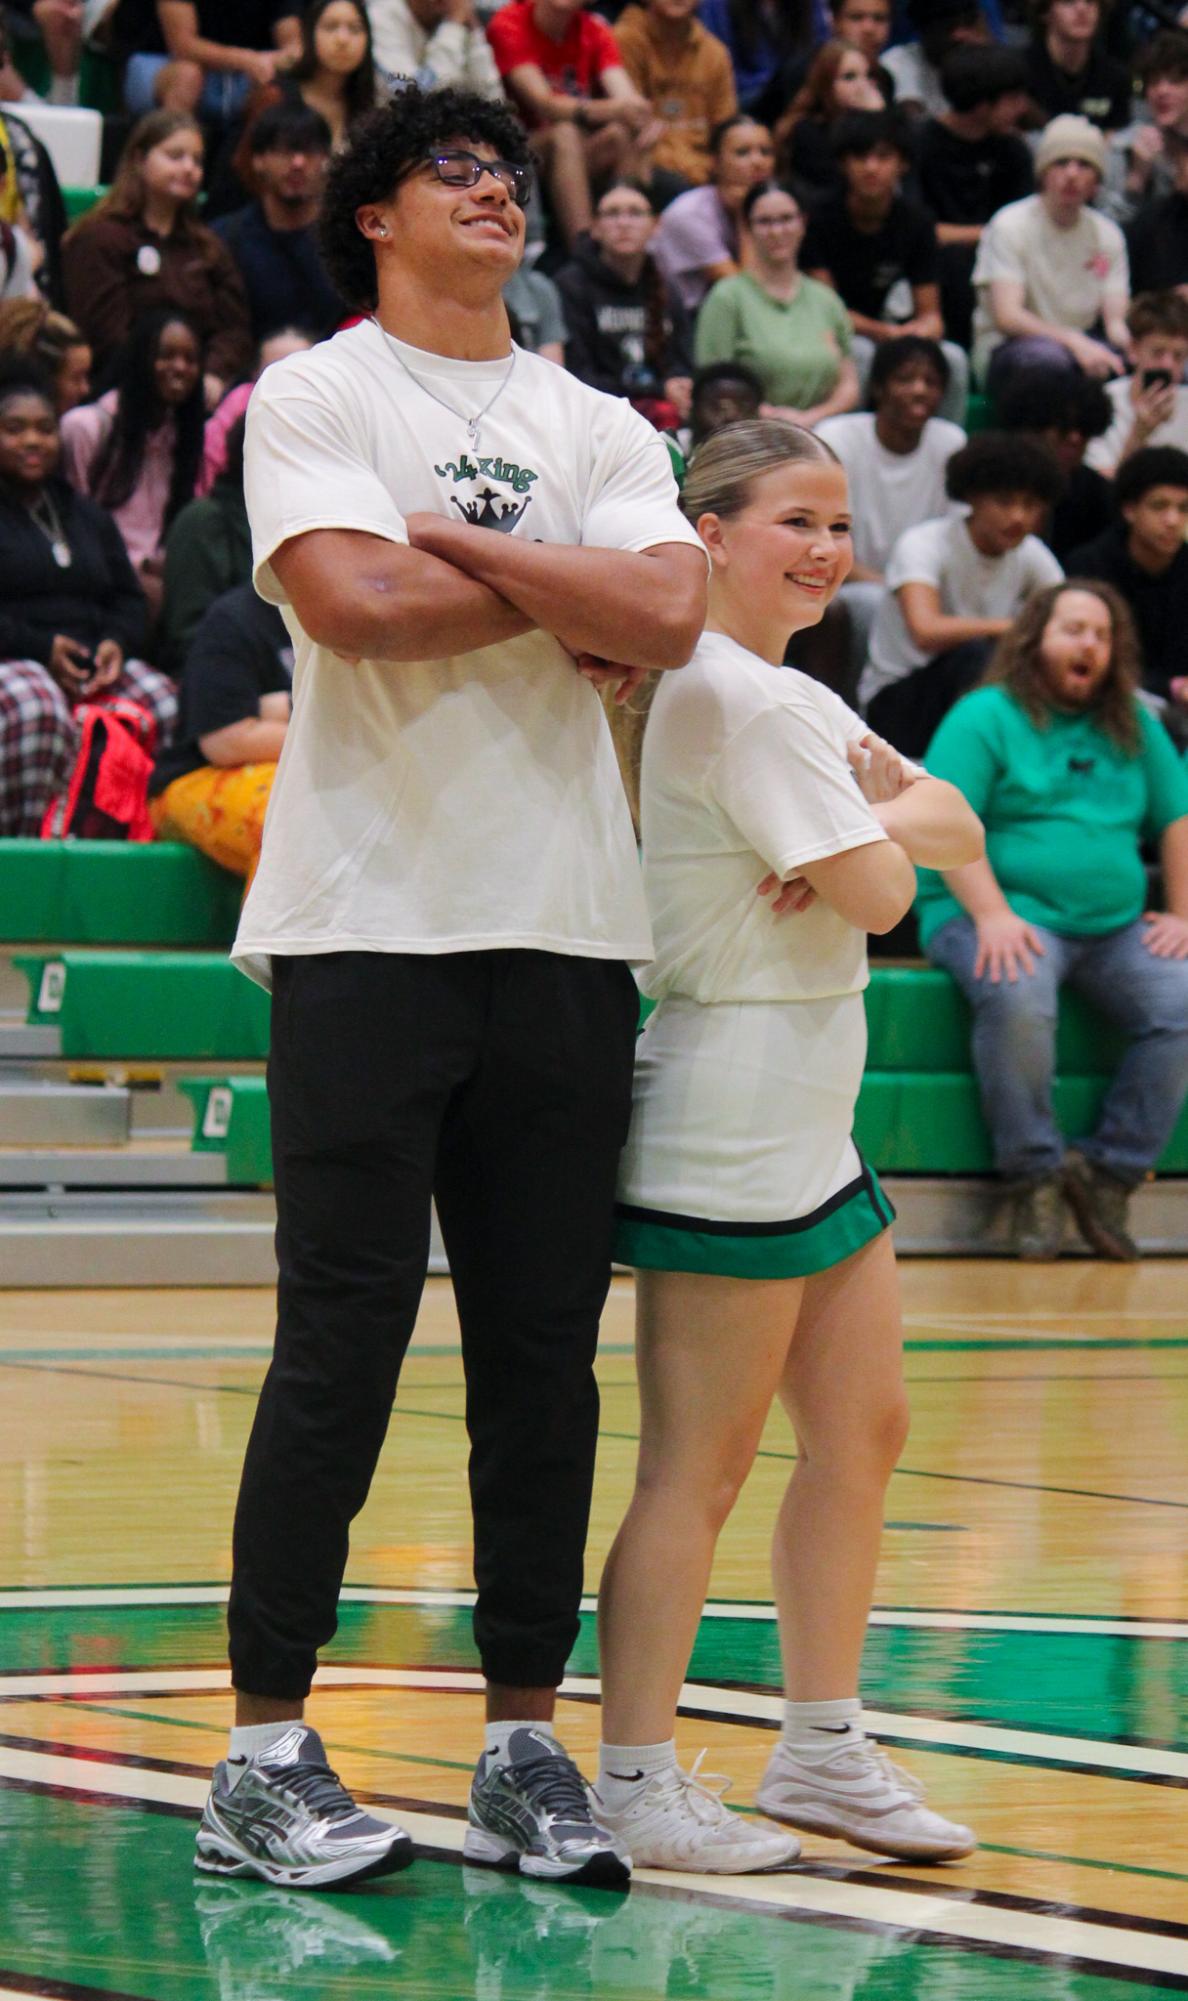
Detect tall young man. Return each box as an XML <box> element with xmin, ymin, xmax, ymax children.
<box><xmin>194</xmin><ymin>83</ymin><xmax>707</xmax><ymax>1895</ymax></box>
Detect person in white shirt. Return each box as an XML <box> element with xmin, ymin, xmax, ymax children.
<box><xmin>972</xmin><ymin>112</ymin><xmax>1130</xmax><ymax>395</ymax></box>
<box><xmin>862</xmin><ymin>430</ymin><xmax>1065</xmax><ymax>753</ymax></box>
<box><xmin>368</xmin><ymin>0</ymin><xmax>503</xmax><ymax>97</ymax></box>
<box><xmin>817</xmin><ymin>332</ymin><xmax>964</xmax><ymax>681</ymax></box>
<box><xmin>1085</xmin><ymin>290</ymin><xmax>1188</xmax><ymax>478</ymax></box>
<box><xmin>589</xmin><ymin>419</ymin><xmax>982</xmax><ymax>1874</ymax></box>
<box><xmin>194</xmin><ymin>82</ymin><xmax>707</xmax><ymax>1899</ymax></box>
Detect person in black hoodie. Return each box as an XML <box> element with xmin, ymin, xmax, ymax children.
<box><xmin>0</xmin><ymin>360</ymin><xmax>177</xmax><ymax>836</ymax></box>
<box><xmin>556</xmin><ymin>180</ymin><xmax>694</xmax><ymax>427</ymax></box>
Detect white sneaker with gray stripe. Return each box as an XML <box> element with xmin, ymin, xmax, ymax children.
<box><xmin>756</xmin><ymin>1735</ymin><xmax>976</xmax><ymax>1861</ymax></box>
<box><xmin>194</xmin><ymin>1724</ymin><xmax>414</xmax><ymax>1889</ymax></box>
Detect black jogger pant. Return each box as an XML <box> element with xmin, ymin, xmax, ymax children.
<box><xmin>227</xmin><ymin>948</ymin><xmax>639</xmax><ymax>1700</ymax></box>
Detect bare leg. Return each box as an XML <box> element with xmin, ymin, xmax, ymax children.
<box><xmin>235</xmin><ymin>1692</ymin><xmax>302</xmax><ymax>1725</ymax></box>
<box><xmin>486</xmin><ymin>1683</ymin><xmax>555</xmax><ymax>1723</ymax></box>
<box><xmin>771</xmin><ymin>1231</ymin><xmax>909</xmax><ymax>1700</ymax></box>
<box><xmin>598</xmin><ymin>1267</ymin><xmax>803</xmax><ymax>1746</ymax></box>
<box><xmin>154</xmin><ymin>56</ymin><xmax>203</xmax><ymax>112</ymax></box>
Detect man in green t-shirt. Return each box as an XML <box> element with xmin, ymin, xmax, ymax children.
<box><xmin>917</xmin><ymin>581</ymin><xmax>1188</xmax><ymax>1259</ymax></box>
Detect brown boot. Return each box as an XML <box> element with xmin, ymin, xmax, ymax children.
<box><xmin>1007</xmin><ymin>1173</ymin><xmax>1066</xmax><ymax>1260</ymax></box>
<box><xmin>1062</xmin><ymin>1149</ymin><xmax>1140</xmax><ymax>1261</ymax></box>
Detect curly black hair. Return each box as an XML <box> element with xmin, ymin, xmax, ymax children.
<box><xmin>945</xmin><ymin>431</ymin><xmax>1065</xmax><ymax>506</ymax></box>
<box><xmin>319</xmin><ymin>85</ymin><xmax>533</xmax><ymax>309</ymax></box>
<box><xmin>996</xmin><ymin>369</ymin><xmax>1112</xmax><ymax>442</ymax></box>
<box><xmin>0</xmin><ymin>352</ymin><xmax>57</xmax><ymax>411</ymax></box>
<box><xmin>1114</xmin><ymin>445</ymin><xmax>1188</xmax><ymax>511</ymax></box>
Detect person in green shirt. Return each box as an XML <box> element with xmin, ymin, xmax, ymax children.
<box><xmin>694</xmin><ymin>180</ymin><xmax>860</xmax><ymax>426</ymax></box>
<box><xmin>918</xmin><ymin>580</ymin><xmax>1188</xmax><ymax>1260</ymax></box>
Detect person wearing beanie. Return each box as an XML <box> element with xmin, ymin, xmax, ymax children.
<box><xmin>971</xmin><ymin>114</ymin><xmax>1129</xmax><ymax>394</ymax></box>
<box><xmin>1023</xmin><ymin>0</ymin><xmax>1130</xmax><ymax>132</ymax></box>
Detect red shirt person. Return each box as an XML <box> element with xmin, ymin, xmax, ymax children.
<box><xmin>488</xmin><ymin>0</ymin><xmax>658</xmax><ymax>245</ymax></box>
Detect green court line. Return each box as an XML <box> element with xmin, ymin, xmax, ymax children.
<box><xmin>978</xmin><ymin>1842</ymin><xmax>1188</xmax><ymax>1887</ymax></box>
<box><xmin>1</xmin><ymin>1338</ymin><xmax>1185</xmax><ymax>1367</ymax></box>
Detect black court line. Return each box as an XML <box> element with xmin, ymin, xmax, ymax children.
<box><xmin>3</xmin><ymin>1757</ymin><xmax>1188</xmax><ymax>1993</ymax></box>
<box><xmin>3</xmin><ymin>1358</ymin><xmax>1186</xmax><ymax>1514</ymax></box>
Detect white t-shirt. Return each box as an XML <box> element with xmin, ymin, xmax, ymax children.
<box><xmin>234</xmin><ymin>319</ymin><xmax>704</xmax><ymax>987</ymax></box>
<box><xmin>881</xmin><ymin>41</ymin><xmax>946</xmax><ymax>117</ymax></box>
<box><xmin>861</xmin><ymin>513</ymin><xmax>1063</xmax><ymax>705</ymax></box>
<box><xmin>815</xmin><ymin>411</ymin><xmax>966</xmax><ymax>574</ymax></box>
<box><xmin>638</xmin><ymin>631</ymin><xmax>889</xmax><ymax>1005</ymax></box>
<box><xmin>1085</xmin><ymin>376</ymin><xmax>1188</xmax><ymax>474</ymax></box>
<box><xmin>971</xmin><ymin>195</ymin><xmax>1129</xmax><ymax>377</ymax></box>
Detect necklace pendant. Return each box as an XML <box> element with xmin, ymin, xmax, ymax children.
<box><xmin>51</xmin><ymin>539</ymin><xmax>71</xmax><ymax>569</ymax></box>
<box><xmin>467</xmin><ymin>417</ymin><xmax>479</xmax><ymax>441</ymax></box>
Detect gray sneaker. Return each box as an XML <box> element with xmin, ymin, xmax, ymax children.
<box><xmin>464</xmin><ymin>1727</ymin><xmax>630</xmax><ymax>1887</ymax></box>
<box><xmin>1007</xmin><ymin>1173</ymin><xmax>1065</xmax><ymax>1260</ymax></box>
<box><xmin>194</xmin><ymin>1723</ymin><xmax>414</xmax><ymax>1890</ymax></box>
<box><xmin>1063</xmin><ymin>1148</ymin><xmax>1139</xmax><ymax>1262</ymax></box>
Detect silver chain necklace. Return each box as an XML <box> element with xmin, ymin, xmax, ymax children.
<box><xmin>371</xmin><ymin>318</ymin><xmax>516</xmax><ymax>453</ymax></box>
<box><xmin>29</xmin><ymin>487</ymin><xmax>72</xmax><ymax>568</ymax></box>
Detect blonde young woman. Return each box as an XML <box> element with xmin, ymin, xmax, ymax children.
<box><xmin>593</xmin><ymin>421</ymin><xmax>984</xmax><ymax>1873</ymax></box>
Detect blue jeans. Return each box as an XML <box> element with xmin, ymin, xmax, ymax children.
<box><xmin>124</xmin><ymin>52</ymin><xmax>252</xmax><ymax>122</ymax></box>
<box><xmin>926</xmin><ymin>915</ymin><xmax>1188</xmax><ymax>1185</ymax></box>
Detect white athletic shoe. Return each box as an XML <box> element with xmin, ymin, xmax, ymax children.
<box><xmin>591</xmin><ymin>1752</ymin><xmax>801</xmax><ymax>1874</ymax></box>
<box><xmin>756</xmin><ymin>1736</ymin><xmax>976</xmax><ymax>1861</ymax></box>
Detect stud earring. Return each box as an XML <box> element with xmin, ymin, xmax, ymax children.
<box><xmin>377</xmin><ymin>225</ymin><xmax>389</xmax><ymax>237</ymax></box>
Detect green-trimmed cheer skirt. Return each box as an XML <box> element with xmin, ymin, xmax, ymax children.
<box><xmin>613</xmin><ymin>992</ymin><xmax>893</xmax><ymax>1280</ymax></box>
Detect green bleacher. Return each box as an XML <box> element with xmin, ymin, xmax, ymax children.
<box><xmin>16</xmin><ymin>949</ymin><xmax>268</xmax><ymax>1060</ymax></box>
<box><xmin>7</xmin><ymin>848</ymin><xmax>1184</xmax><ymax>1187</ymax></box>
<box><xmin>1</xmin><ymin>840</ymin><xmax>241</xmax><ymax>947</ymax></box>
<box><xmin>162</xmin><ymin>970</ymin><xmax>1187</xmax><ymax>1187</ymax></box>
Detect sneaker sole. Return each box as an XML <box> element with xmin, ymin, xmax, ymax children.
<box><xmin>623</xmin><ymin>1841</ymin><xmax>801</xmax><ymax>1875</ymax></box>
<box><xmin>194</xmin><ymin>1832</ymin><xmax>415</xmax><ymax>1890</ymax></box>
<box><xmin>756</xmin><ymin>1798</ymin><xmax>975</xmax><ymax>1863</ymax></box>
<box><xmin>463</xmin><ymin>1824</ymin><xmax>631</xmax><ymax>1888</ymax></box>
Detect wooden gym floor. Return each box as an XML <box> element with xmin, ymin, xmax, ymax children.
<box><xmin>1</xmin><ymin>1260</ymin><xmax>1186</xmax><ymax>2000</ymax></box>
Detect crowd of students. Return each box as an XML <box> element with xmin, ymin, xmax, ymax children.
<box><xmin>0</xmin><ymin>0</ymin><xmax>1186</xmax><ymax>1257</ymax></box>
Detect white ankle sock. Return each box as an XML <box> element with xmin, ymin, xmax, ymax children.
<box><xmin>228</xmin><ymin>1719</ymin><xmax>302</xmax><ymax>1762</ymax></box>
<box><xmin>596</xmin><ymin>1739</ymin><xmax>677</xmax><ymax>1810</ymax></box>
<box><xmin>780</xmin><ymin>1697</ymin><xmax>863</xmax><ymax>1763</ymax></box>
<box><xmin>484</xmin><ymin>1720</ymin><xmax>556</xmax><ymax>1767</ymax></box>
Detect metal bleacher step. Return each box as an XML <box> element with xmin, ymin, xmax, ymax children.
<box><xmin>0</xmin><ymin>1142</ymin><xmax>228</xmax><ymax>1190</ymax></box>
<box><xmin>888</xmin><ymin>1175</ymin><xmax>1188</xmax><ymax>1257</ymax></box>
<box><xmin>0</xmin><ymin>1191</ymin><xmax>280</xmax><ymax>1286</ymax></box>
<box><xmin>0</xmin><ymin>1080</ymin><xmax>131</xmax><ymax>1146</ymax></box>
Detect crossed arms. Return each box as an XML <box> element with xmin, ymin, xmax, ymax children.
<box><xmin>270</xmin><ymin>519</ymin><xmax>707</xmax><ymax>674</ymax></box>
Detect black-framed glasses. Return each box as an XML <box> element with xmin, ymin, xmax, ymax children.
<box><xmin>424</xmin><ymin>150</ymin><xmax>533</xmax><ymax>206</ymax></box>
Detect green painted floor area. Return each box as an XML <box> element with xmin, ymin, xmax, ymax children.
<box><xmin>3</xmin><ymin>1600</ymin><xmax>1186</xmax><ymax>1749</ymax></box>
<box><xmin>0</xmin><ymin>1786</ymin><xmax>1182</xmax><ymax>2001</ymax></box>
